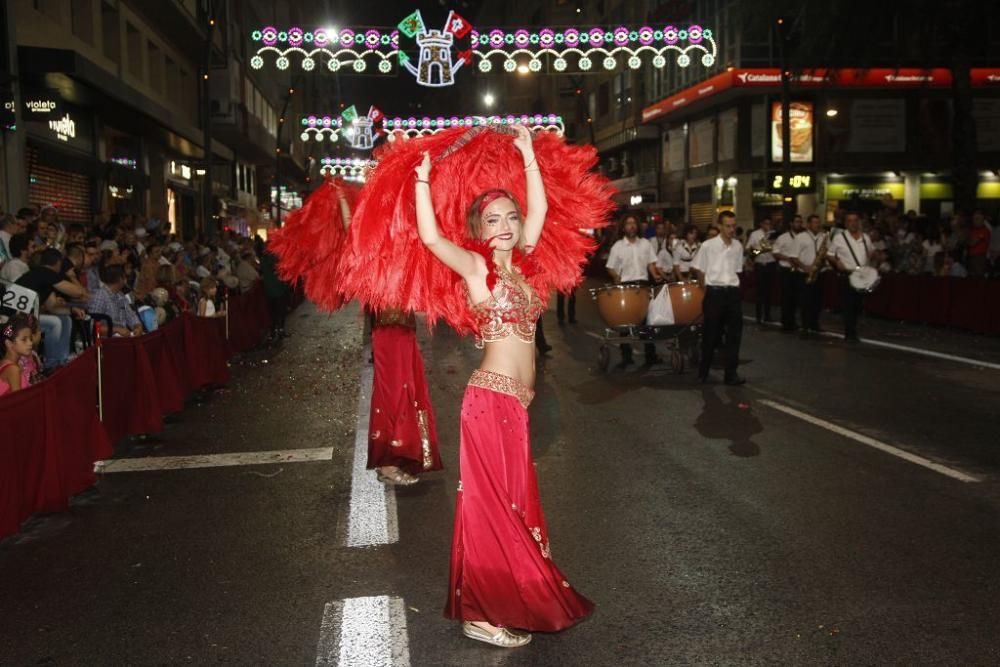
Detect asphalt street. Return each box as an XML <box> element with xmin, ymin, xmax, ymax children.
<box><xmin>2</xmin><ymin>292</ymin><xmax>999</xmax><ymax>666</ymax></box>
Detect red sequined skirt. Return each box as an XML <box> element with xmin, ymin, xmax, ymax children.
<box><xmin>367</xmin><ymin>325</ymin><xmax>442</xmax><ymax>474</ymax></box>
<box><xmin>444</xmin><ymin>371</ymin><xmax>594</xmax><ymax>631</ymax></box>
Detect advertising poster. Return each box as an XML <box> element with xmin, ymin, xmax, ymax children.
<box><xmin>771</xmin><ymin>101</ymin><xmax>813</xmax><ymax>162</ymax></box>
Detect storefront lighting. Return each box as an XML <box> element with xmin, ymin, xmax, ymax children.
<box><xmin>715</xmin><ymin>177</ymin><xmax>725</xmax><ymax>188</ymax></box>
<box><xmin>726</xmin><ymin>176</ymin><xmax>738</xmax><ymax>188</ymax></box>
<box><xmin>517</xmin><ymin>63</ymin><xmax>530</xmax><ymax>74</ymax></box>
<box><xmin>195</xmin><ymin>168</ymin><xmax>207</xmax><ymax>176</ymax></box>
<box><xmin>825</xmin><ymin>108</ymin><xmax>838</xmax><ymax>117</ymax></box>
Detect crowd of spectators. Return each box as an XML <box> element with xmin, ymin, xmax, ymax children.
<box><xmin>0</xmin><ymin>205</ymin><xmax>285</xmax><ymax>394</ymax></box>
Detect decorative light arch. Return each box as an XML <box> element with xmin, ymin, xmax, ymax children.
<box><xmin>250</xmin><ymin>19</ymin><xmax>716</xmax><ymax>85</ymax></box>
<box><xmin>250</xmin><ymin>26</ymin><xmax>399</xmax><ymax>74</ymax></box>
<box><xmin>302</xmin><ymin>113</ymin><xmax>566</xmax><ymax>145</ymax></box>
<box><xmin>319</xmin><ymin>157</ymin><xmax>376</xmax><ymax>182</ymax></box>
<box><xmin>471</xmin><ymin>25</ymin><xmax>716</xmax><ymax>74</ymax></box>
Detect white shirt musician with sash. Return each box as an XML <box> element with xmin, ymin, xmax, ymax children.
<box><xmin>826</xmin><ymin>212</ymin><xmax>871</xmax><ymax>342</ymax></box>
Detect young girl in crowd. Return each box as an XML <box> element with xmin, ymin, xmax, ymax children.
<box><xmin>197</xmin><ymin>277</ymin><xmax>226</xmax><ymax>318</ymax></box>
<box><xmin>1</xmin><ymin>313</ymin><xmax>35</xmax><ymax>395</ymax></box>
<box><xmin>17</xmin><ymin>315</ymin><xmax>44</xmax><ymax>385</ymax></box>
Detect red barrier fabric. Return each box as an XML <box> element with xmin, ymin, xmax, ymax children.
<box><xmin>0</xmin><ymin>348</ymin><xmax>110</xmax><ymax>538</ymax></box>
<box><xmin>742</xmin><ymin>272</ymin><xmax>1000</xmax><ymax>335</ymax></box>
<box><xmin>0</xmin><ymin>284</ymin><xmax>275</xmax><ymax>539</ymax></box>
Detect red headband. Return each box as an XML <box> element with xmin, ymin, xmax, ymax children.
<box><xmin>477</xmin><ymin>190</ymin><xmax>513</xmax><ymax>215</ymax></box>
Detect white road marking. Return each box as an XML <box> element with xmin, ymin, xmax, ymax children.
<box><xmin>94</xmin><ymin>447</ymin><xmax>333</xmax><ymax>473</ymax></box>
<box><xmin>316</xmin><ymin>596</ymin><xmax>411</xmax><ymax>667</ymax></box>
<box><xmin>742</xmin><ymin>316</ymin><xmax>1000</xmax><ymax>370</ymax></box>
<box><xmin>346</xmin><ymin>350</ymin><xmax>399</xmax><ymax>548</ymax></box>
<box><xmin>758</xmin><ymin>399</ymin><xmax>982</xmax><ymax>484</ymax></box>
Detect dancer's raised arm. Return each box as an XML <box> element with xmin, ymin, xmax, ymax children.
<box><xmin>514</xmin><ymin>125</ymin><xmax>547</xmax><ymax>252</ymax></box>
<box><xmin>414</xmin><ymin>151</ymin><xmax>481</xmax><ymax>279</ymax></box>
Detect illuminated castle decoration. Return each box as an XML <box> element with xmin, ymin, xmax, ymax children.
<box><xmin>397</xmin><ymin>9</ymin><xmax>472</xmax><ymax>88</ymax></box>
<box><xmin>346</xmin><ymin>116</ymin><xmax>376</xmax><ymax>149</ymax></box>
<box><xmin>341</xmin><ymin>105</ymin><xmax>385</xmax><ymax>151</ymax></box>
<box><xmin>406</xmin><ymin>30</ymin><xmax>462</xmax><ymax>87</ymax></box>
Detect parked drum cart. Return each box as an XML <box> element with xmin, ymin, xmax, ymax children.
<box><xmin>589</xmin><ymin>281</ymin><xmax>704</xmax><ymax>373</ymax></box>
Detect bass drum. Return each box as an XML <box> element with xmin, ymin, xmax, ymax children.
<box><xmin>590</xmin><ymin>283</ymin><xmax>652</xmax><ymax>327</ymax></box>
<box><xmin>667</xmin><ymin>281</ymin><xmax>704</xmax><ymax>324</ymax></box>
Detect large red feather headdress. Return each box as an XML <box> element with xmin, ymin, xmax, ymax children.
<box><xmin>333</xmin><ymin>126</ymin><xmax>615</xmax><ymax>333</ymax></box>
<box><xmin>267</xmin><ymin>176</ymin><xmax>358</xmax><ymax>311</ymax></box>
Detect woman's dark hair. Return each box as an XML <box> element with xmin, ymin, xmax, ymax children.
<box><xmin>1</xmin><ymin>312</ymin><xmax>33</xmax><ymax>344</ymax></box>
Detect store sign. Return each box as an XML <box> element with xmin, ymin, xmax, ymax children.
<box><xmin>23</xmin><ymin>97</ymin><xmax>61</xmax><ymax>117</ymax></box>
<box><xmin>771</xmin><ymin>101</ymin><xmax>813</xmax><ymax>163</ymax></box>
<box><xmin>48</xmin><ymin>114</ymin><xmax>76</xmax><ymax>141</ymax></box>
<box><xmin>170</xmin><ymin>161</ymin><xmax>192</xmax><ymax>180</ymax></box>
<box><xmin>110</xmin><ymin>157</ymin><xmax>137</xmax><ymax>169</ymax></box>
<box><xmin>769</xmin><ymin>173</ymin><xmax>813</xmax><ymax>191</ymax></box>
<box><xmin>826</xmin><ymin>182</ymin><xmax>905</xmax><ymax>200</ymax></box>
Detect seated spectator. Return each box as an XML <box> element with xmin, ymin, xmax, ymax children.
<box><xmin>0</xmin><ymin>215</ymin><xmax>14</xmax><ymax>264</ymax></box>
<box><xmin>82</xmin><ymin>242</ymin><xmax>101</xmax><ymax>288</ymax></box>
<box><xmin>198</xmin><ymin>277</ymin><xmax>226</xmax><ymax>318</ymax></box>
<box><xmin>17</xmin><ymin>248</ymin><xmax>89</xmax><ymax>369</ymax></box>
<box><xmin>87</xmin><ymin>264</ymin><xmax>143</xmax><ymax>337</ymax></box>
<box><xmin>937</xmin><ymin>254</ymin><xmax>969</xmax><ymax>278</ymax></box>
<box><xmin>1</xmin><ymin>313</ymin><xmax>34</xmax><ymax>395</ymax></box>
<box><xmin>235</xmin><ymin>251</ymin><xmax>260</xmax><ymax>291</ymax></box>
<box><xmin>195</xmin><ymin>251</ymin><xmax>214</xmax><ymax>279</ymax></box>
<box><xmin>1</xmin><ymin>233</ymin><xmax>32</xmax><ymax>283</ymax></box>
<box><xmin>133</xmin><ymin>241</ymin><xmax>162</xmax><ymax>299</ymax></box>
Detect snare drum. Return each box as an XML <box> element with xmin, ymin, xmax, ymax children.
<box><xmin>849</xmin><ymin>266</ymin><xmax>881</xmax><ymax>293</ymax></box>
<box><xmin>590</xmin><ymin>283</ymin><xmax>652</xmax><ymax>327</ymax></box>
<box><xmin>666</xmin><ymin>281</ymin><xmax>704</xmax><ymax>324</ymax></box>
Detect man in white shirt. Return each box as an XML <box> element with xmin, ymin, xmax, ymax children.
<box><xmin>0</xmin><ymin>216</ymin><xmax>14</xmax><ymax>265</ymax></box>
<box><xmin>794</xmin><ymin>214</ymin><xmax>828</xmax><ymax>333</ymax></box>
<box><xmin>0</xmin><ymin>234</ymin><xmax>31</xmax><ymax>284</ymax></box>
<box><xmin>746</xmin><ymin>217</ymin><xmax>776</xmax><ymax>324</ymax></box>
<box><xmin>827</xmin><ymin>211</ymin><xmax>871</xmax><ymax>342</ymax></box>
<box><xmin>606</xmin><ymin>213</ymin><xmax>665</xmax><ymax>367</ymax></box>
<box><xmin>692</xmin><ymin>211</ymin><xmax>745</xmax><ymax>385</ymax></box>
<box><xmin>773</xmin><ymin>215</ymin><xmax>804</xmax><ymax>332</ymax></box>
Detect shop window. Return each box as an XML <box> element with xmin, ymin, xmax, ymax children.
<box><xmin>71</xmin><ymin>0</ymin><xmax>95</xmax><ymax>44</ymax></box>
<box><xmin>100</xmin><ymin>2</ymin><xmax>120</xmax><ymax>64</ymax></box>
<box><xmin>125</xmin><ymin>21</ymin><xmax>142</xmax><ymax>79</ymax></box>
<box><xmin>598</xmin><ymin>82</ymin><xmax>610</xmax><ymax>118</ymax></box>
<box><xmin>165</xmin><ymin>56</ymin><xmax>179</xmax><ymax>102</ymax></box>
<box><xmin>180</xmin><ymin>68</ymin><xmax>194</xmax><ymax>120</ymax></box>
<box><xmin>27</xmin><ymin>146</ymin><xmax>93</xmax><ymax>224</ymax></box>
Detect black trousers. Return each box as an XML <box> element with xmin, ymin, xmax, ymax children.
<box><xmin>753</xmin><ymin>263</ymin><xmax>776</xmax><ymax>322</ymax></box>
<box><xmin>557</xmin><ymin>290</ymin><xmax>576</xmax><ymax>322</ymax></box>
<box><xmin>699</xmin><ymin>286</ymin><xmax>743</xmax><ymax>379</ymax></box>
<box><xmin>839</xmin><ymin>274</ymin><xmax>864</xmax><ymax>340</ymax></box>
<box><xmin>267</xmin><ymin>294</ymin><xmax>288</xmax><ymax>333</ymax></box>
<box><xmin>799</xmin><ymin>276</ymin><xmax>823</xmax><ymax>331</ymax></box>
<box><xmin>779</xmin><ymin>267</ymin><xmax>802</xmax><ymax>331</ymax></box>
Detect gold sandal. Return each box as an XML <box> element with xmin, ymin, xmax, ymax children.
<box><xmin>375</xmin><ymin>468</ymin><xmax>419</xmax><ymax>486</ymax></box>
<box><xmin>461</xmin><ymin>622</ymin><xmax>531</xmax><ymax>648</ymax></box>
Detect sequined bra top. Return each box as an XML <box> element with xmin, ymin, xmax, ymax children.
<box><xmin>467</xmin><ymin>263</ymin><xmax>544</xmax><ymax>349</ymax></box>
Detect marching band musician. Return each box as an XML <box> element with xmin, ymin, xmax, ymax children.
<box><xmin>606</xmin><ymin>213</ymin><xmax>665</xmax><ymax>367</ymax></box>
<box><xmin>827</xmin><ymin>211</ymin><xmax>871</xmax><ymax>343</ymax></box>
<box><xmin>772</xmin><ymin>215</ymin><xmax>804</xmax><ymax>333</ymax></box>
<box><xmin>692</xmin><ymin>211</ymin><xmax>746</xmax><ymax>386</ymax></box>
<box><xmin>672</xmin><ymin>224</ymin><xmax>701</xmax><ymax>280</ymax></box>
<box><xmin>746</xmin><ymin>217</ymin><xmax>776</xmax><ymax>324</ymax></box>
<box><xmin>794</xmin><ymin>214</ymin><xmax>828</xmax><ymax>335</ymax></box>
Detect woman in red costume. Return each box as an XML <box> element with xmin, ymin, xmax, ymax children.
<box><xmin>268</xmin><ymin>177</ymin><xmax>442</xmax><ymax>485</ymax></box>
<box><xmin>330</xmin><ymin>123</ymin><xmax>612</xmax><ymax>647</ymax></box>
<box><xmin>414</xmin><ymin>127</ymin><xmax>592</xmax><ymax>647</ymax></box>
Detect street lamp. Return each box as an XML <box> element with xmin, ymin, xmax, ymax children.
<box><xmin>826</xmin><ymin>108</ymin><xmax>839</xmax><ymax>117</ymax></box>
<box><xmin>483</xmin><ymin>92</ymin><xmax>495</xmax><ymax>107</ymax></box>
<box><xmin>516</xmin><ymin>63</ymin><xmax>530</xmax><ymax>75</ymax></box>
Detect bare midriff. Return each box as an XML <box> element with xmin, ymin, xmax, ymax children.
<box><xmin>478</xmin><ymin>337</ymin><xmax>536</xmax><ymax>390</ymax></box>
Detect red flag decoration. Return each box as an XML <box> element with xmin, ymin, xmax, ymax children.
<box><xmin>456</xmin><ymin>49</ymin><xmax>473</xmax><ymax>65</ymax></box>
<box><xmin>367</xmin><ymin>105</ymin><xmax>385</xmax><ymax>123</ymax></box>
<box><xmin>444</xmin><ymin>10</ymin><xmax>472</xmax><ymax>38</ymax></box>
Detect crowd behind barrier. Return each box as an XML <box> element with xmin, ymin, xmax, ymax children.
<box><xmin>739</xmin><ymin>271</ymin><xmax>1000</xmax><ymax>335</ymax></box>
<box><xmin>0</xmin><ymin>284</ymin><xmax>298</xmax><ymax>540</ymax></box>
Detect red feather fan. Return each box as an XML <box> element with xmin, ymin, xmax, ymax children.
<box><xmin>331</xmin><ymin>127</ymin><xmax>615</xmax><ymax>334</ymax></box>
<box><xmin>267</xmin><ymin>176</ymin><xmax>358</xmax><ymax>311</ymax></box>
